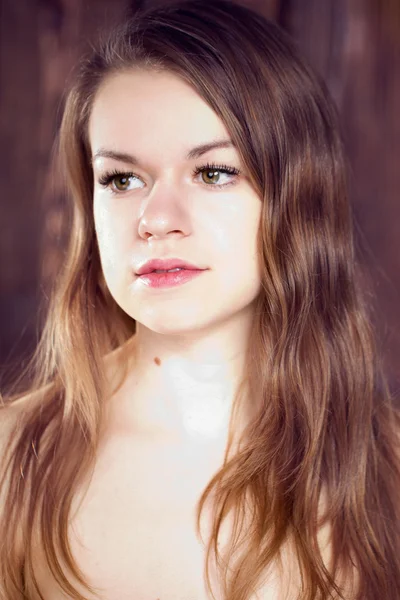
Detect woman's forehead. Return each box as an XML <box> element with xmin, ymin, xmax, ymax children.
<box><xmin>89</xmin><ymin>70</ymin><xmax>234</xmax><ymax>164</ymax></box>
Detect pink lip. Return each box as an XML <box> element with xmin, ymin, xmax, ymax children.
<box><xmin>136</xmin><ymin>258</ymin><xmax>203</xmax><ymax>276</ymax></box>
<box><xmin>136</xmin><ymin>268</ymin><xmax>205</xmax><ymax>288</ymax></box>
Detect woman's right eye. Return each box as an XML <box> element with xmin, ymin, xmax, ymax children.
<box><xmin>98</xmin><ymin>170</ymin><xmax>144</xmax><ymax>193</ymax></box>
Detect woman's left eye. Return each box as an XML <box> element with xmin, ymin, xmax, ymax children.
<box><xmin>192</xmin><ymin>163</ymin><xmax>240</xmax><ymax>189</ymax></box>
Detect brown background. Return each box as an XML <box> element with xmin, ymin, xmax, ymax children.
<box><xmin>1</xmin><ymin>0</ymin><xmax>399</xmax><ymax>395</ymax></box>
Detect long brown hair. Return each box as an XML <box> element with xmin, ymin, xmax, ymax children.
<box><xmin>1</xmin><ymin>1</ymin><xmax>399</xmax><ymax>598</ymax></box>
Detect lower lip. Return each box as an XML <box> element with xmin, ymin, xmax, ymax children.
<box><xmin>137</xmin><ymin>269</ymin><xmax>205</xmax><ymax>288</ymax></box>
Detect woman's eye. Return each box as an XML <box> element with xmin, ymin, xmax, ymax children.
<box><xmin>98</xmin><ymin>170</ymin><xmax>143</xmax><ymax>193</ymax></box>
<box><xmin>194</xmin><ymin>163</ymin><xmax>240</xmax><ymax>188</ymax></box>
<box><xmin>98</xmin><ymin>163</ymin><xmax>240</xmax><ymax>194</ymax></box>
<box><xmin>113</xmin><ymin>174</ymin><xmax>134</xmax><ymax>191</ymax></box>
<box><xmin>201</xmin><ymin>170</ymin><xmax>225</xmax><ymax>185</ymax></box>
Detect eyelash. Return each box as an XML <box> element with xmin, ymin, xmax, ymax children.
<box><xmin>97</xmin><ymin>162</ymin><xmax>241</xmax><ymax>194</ymax></box>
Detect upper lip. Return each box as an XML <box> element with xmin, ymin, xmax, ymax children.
<box><xmin>135</xmin><ymin>258</ymin><xmax>206</xmax><ymax>275</ymax></box>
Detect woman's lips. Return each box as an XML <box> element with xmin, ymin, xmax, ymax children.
<box><xmin>136</xmin><ymin>268</ymin><xmax>205</xmax><ymax>288</ymax></box>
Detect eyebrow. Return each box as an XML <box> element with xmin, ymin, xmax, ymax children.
<box><xmin>91</xmin><ymin>139</ymin><xmax>234</xmax><ymax>166</ymax></box>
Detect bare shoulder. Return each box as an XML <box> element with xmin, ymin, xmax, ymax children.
<box><xmin>0</xmin><ymin>390</ymin><xmax>45</xmax><ymax>598</ymax></box>
<box><xmin>0</xmin><ymin>385</ymin><xmax>52</xmax><ymax>536</ymax></box>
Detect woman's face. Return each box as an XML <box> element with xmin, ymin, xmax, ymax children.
<box><xmin>89</xmin><ymin>69</ymin><xmax>262</xmax><ymax>335</ymax></box>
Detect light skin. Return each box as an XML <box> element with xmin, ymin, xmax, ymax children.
<box><xmin>36</xmin><ymin>70</ymin><xmax>346</xmax><ymax>600</ymax></box>
<box><xmin>89</xmin><ymin>69</ymin><xmax>262</xmax><ymax>456</ymax></box>
<box><xmin>34</xmin><ymin>70</ymin><xmax>353</xmax><ymax>600</ymax></box>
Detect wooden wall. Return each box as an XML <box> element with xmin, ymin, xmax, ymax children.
<box><xmin>1</xmin><ymin>0</ymin><xmax>399</xmax><ymax>394</ymax></box>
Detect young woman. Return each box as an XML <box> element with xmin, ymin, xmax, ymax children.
<box><xmin>1</xmin><ymin>0</ymin><xmax>399</xmax><ymax>598</ymax></box>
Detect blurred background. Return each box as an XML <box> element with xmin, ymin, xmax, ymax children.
<box><xmin>0</xmin><ymin>0</ymin><xmax>399</xmax><ymax>395</ymax></box>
